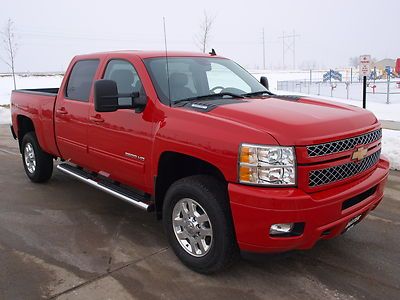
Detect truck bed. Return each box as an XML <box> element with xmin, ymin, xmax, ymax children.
<box><xmin>11</xmin><ymin>88</ymin><xmax>60</xmax><ymax>157</ymax></box>
<box><xmin>14</xmin><ymin>88</ymin><xmax>59</xmax><ymax>96</ymax></box>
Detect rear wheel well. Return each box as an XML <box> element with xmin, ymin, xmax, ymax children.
<box><xmin>155</xmin><ymin>152</ymin><xmax>227</xmax><ymax>219</ymax></box>
<box><xmin>17</xmin><ymin>115</ymin><xmax>35</xmax><ymax>153</ymax></box>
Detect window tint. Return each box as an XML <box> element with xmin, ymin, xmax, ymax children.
<box><xmin>66</xmin><ymin>60</ymin><xmax>99</xmax><ymax>101</ymax></box>
<box><xmin>143</xmin><ymin>57</ymin><xmax>267</xmax><ymax>105</ymax></box>
<box><xmin>103</xmin><ymin>60</ymin><xmax>146</xmax><ymax>106</ymax></box>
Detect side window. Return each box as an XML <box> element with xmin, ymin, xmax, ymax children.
<box><xmin>66</xmin><ymin>60</ymin><xmax>99</xmax><ymax>101</ymax></box>
<box><xmin>103</xmin><ymin>60</ymin><xmax>146</xmax><ymax>106</ymax></box>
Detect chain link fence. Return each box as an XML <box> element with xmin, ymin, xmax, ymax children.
<box><xmin>277</xmin><ymin>69</ymin><xmax>400</xmax><ymax>104</ymax></box>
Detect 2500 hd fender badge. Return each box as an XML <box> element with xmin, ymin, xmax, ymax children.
<box><xmin>125</xmin><ymin>152</ymin><xmax>145</xmax><ymax>161</ymax></box>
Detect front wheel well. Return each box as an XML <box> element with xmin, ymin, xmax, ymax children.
<box><xmin>155</xmin><ymin>152</ymin><xmax>227</xmax><ymax>219</ymax></box>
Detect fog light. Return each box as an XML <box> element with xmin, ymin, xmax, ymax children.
<box><xmin>270</xmin><ymin>223</ymin><xmax>294</xmax><ymax>236</ymax></box>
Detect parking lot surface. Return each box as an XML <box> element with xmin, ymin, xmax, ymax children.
<box><xmin>0</xmin><ymin>124</ymin><xmax>399</xmax><ymax>300</ymax></box>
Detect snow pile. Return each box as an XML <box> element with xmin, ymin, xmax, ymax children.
<box><xmin>0</xmin><ymin>107</ymin><xmax>11</xmax><ymax>124</ymax></box>
<box><xmin>0</xmin><ymin>75</ymin><xmax>63</xmax><ymax>105</ymax></box>
<box><xmin>382</xmin><ymin>129</ymin><xmax>400</xmax><ymax>170</ymax></box>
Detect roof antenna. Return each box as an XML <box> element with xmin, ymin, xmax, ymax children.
<box><xmin>163</xmin><ymin>17</ymin><xmax>172</xmax><ymax>107</ymax></box>
<box><xmin>209</xmin><ymin>48</ymin><xmax>217</xmax><ymax>56</ymax></box>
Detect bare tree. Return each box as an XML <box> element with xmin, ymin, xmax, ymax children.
<box><xmin>196</xmin><ymin>11</ymin><xmax>215</xmax><ymax>53</ymax></box>
<box><xmin>1</xmin><ymin>19</ymin><xmax>18</xmax><ymax>90</ymax></box>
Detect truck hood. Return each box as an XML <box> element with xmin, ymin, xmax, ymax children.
<box><xmin>207</xmin><ymin>96</ymin><xmax>378</xmax><ymax>145</ymax></box>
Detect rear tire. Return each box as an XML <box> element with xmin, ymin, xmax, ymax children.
<box><xmin>21</xmin><ymin>132</ymin><xmax>53</xmax><ymax>183</ymax></box>
<box><xmin>163</xmin><ymin>175</ymin><xmax>238</xmax><ymax>274</ymax></box>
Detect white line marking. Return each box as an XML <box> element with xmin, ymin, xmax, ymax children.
<box><xmin>0</xmin><ymin>148</ymin><xmax>19</xmax><ymax>156</ymax></box>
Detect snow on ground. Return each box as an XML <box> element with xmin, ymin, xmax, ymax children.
<box><xmin>1</xmin><ymin>72</ymin><xmax>399</xmax><ymax>122</ymax></box>
<box><xmin>382</xmin><ymin>129</ymin><xmax>400</xmax><ymax>170</ymax></box>
<box><xmin>0</xmin><ymin>75</ymin><xmax>63</xmax><ymax>106</ymax></box>
<box><xmin>281</xmin><ymin>93</ymin><xmax>400</xmax><ymax>123</ymax></box>
<box><xmin>0</xmin><ymin>72</ymin><xmax>399</xmax><ymax>169</ymax></box>
<box><xmin>250</xmin><ymin>70</ymin><xmax>400</xmax><ymax>122</ymax></box>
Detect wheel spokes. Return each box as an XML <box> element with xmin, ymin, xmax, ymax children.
<box><xmin>196</xmin><ymin>214</ymin><xmax>209</xmax><ymax>225</ymax></box>
<box><xmin>172</xmin><ymin>198</ymin><xmax>213</xmax><ymax>257</ymax></box>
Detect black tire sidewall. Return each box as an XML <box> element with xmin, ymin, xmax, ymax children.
<box><xmin>163</xmin><ymin>176</ymin><xmax>236</xmax><ymax>273</ymax></box>
<box><xmin>21</xmin><ymin>132</ymin><xmax>53</xmax><ymax>183</ymax></box>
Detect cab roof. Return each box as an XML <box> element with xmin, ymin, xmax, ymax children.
<box><xmin>74</xmin><ymin>50</ymin><xmax>225</xmax><ymax>60</ymax></box>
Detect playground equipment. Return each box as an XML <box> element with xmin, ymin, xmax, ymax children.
<box><xmin>323</xmin><ymin>69</ymin><xmax>342</xmax><ymax>82</ymax></box>
<box><xmin>330</xmin><ymin>82</ymin><xmax>337</xmax><ymax>97</ymax></box>
<box><xmin>345</xmin><ymin>81</ymin><xmax>350</xmax><ymax>99</ymax></box>
<box><xmin>395</xmin><ymin>58</ymin><xmax>400</xmax><ymax>78</ymax></box>
<box><xmin>368</xmin><ymin>83</ymin><xmax>377</xmax><ymax>94</ymax></box>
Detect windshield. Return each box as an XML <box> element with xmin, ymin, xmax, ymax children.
<box><xmin>143</xmin><ymin>57</ymin><xmax>269</xmax><ymax>105</ymax></box>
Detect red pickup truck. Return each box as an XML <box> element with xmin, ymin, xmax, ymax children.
<box><xmin>10</xmin><ymin>51</ymin><xmax>389</xmax><ymax>273</ymax></box>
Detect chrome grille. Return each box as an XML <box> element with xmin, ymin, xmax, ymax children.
<box><xmin>309</xmin><ymin>150</ymin><xmax>381</xmax><ymax>187</ymax></box>
<box><xmin>307</xmin><ymin>129</ymin><xmax>382</xmax><ymax>157</ymax></box>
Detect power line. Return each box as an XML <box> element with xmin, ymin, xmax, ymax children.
<box><xmin>278</xmin><ymin>30</ymin><xmax>300</xmax><ymax>69</ymax></box>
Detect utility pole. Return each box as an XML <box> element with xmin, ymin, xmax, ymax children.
<box><xmin>292</xmin><ymin>30</ymin><xmax>297</xmax><ymax>69</ymax></box>
<box><xmin>262</xmin><ymin>28</ymin><xmax>266</xmax><ymax>69</ymax></box>
<box><xmin>278</xmin><ymin>30</ymin><xmax>300</xmax><ymax>69</ymax></box>
<box><xmin>281</xmin><ymin>31</ymin><xmax>285</xmax><ymax>68</ymax></box>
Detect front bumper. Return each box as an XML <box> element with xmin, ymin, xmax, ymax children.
<box><xmin>229</xmin><ymin>157</ymin><xmax>390</xmax><ymax>253</ymax></box>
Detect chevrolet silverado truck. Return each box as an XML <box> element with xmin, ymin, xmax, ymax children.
<box><xmin>10</xmin><ymin>51</ymin><xmax>389</xmax><ymax>273</ymax></box>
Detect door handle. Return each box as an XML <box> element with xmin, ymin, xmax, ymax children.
<box><xmin>56</xmin><ymin>107</ymin><xmax>68</xmax><ymax>115</ymax></box>
<box><xmin>90</xmin><ymin>115</ymin><xmax>105</xmax><ymax>123</ymax></box>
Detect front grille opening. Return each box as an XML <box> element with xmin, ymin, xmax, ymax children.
<box><xmin>307</xmin><ymin>129</ymin><xmax>382</xmax><ymax>157</ymax></box>
<box><xmin>309</xmin><ymin>150</ymin><xmax>381</xmax><ymax>187</ymax></box>
<box><xmin>342</xmin><ymin>185</ymin><xmax>377</xmax><ymax>210</ymax></box>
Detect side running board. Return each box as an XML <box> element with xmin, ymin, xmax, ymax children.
<box><xmin>57</xmin><ymin>163</ymin><xmax>154</xmax><ymax>212</ymax></box>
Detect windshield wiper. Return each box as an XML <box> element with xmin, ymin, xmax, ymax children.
<box><xmin>173</xmin><ymin>92</ymin><xmax>244</xmax><ymax>105</ymax></box>
<box><xmin>242</xmin><ymin>90</ymin><xmax>274</xmax><ymax>97</ymax></box>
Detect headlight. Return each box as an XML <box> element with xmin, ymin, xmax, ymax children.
<box><xmin>239</xmin><ymin>144</ymin><xmax>296</xmax><ymax>186</ymax></box>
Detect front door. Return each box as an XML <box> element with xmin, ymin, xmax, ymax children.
<box><xmin>87</xmin><ymin>58</ymin><xmax>153</xmax><ymax>192</ymax></box>
<box><xmin>55</xmin><ymin>59</ymin><xmax>100</xmax><ymax>168</ymax></box>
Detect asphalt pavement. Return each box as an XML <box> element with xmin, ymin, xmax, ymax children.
<box><xmin>0</xmin><ymin>124</ymin><xmax>399</xmax><ymax>300</ymax></box>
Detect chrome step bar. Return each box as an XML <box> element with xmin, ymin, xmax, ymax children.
<box><xmin>57</xmin><ymin>163</ymin><xmax>153</xmax><ymax>212</ymax></box>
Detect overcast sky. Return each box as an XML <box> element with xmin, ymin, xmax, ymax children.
<box><xmin>0</xmin><ymin>0</ymin><xmax>398</xmax><ymax>72</ymax></box>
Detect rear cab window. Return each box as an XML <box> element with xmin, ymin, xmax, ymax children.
<box><xmin>65</xmin><ymin>60</ymin><xmax>99</xmax><ymax>101</ymax></box>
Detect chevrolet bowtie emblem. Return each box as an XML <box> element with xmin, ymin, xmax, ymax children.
<box><xmin>352</xmin><ymin>147</ymin><xmax>368</xmax><ymax>161</ymax></box>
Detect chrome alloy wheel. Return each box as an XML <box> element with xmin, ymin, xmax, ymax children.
<box><xmin>24</xmin><ymin>142</ymin><xmax>36</xmax><ymax>174</ymax></box>
<box><xmin>172</xmin><ymin>198</ymin><xmax>213</xmax><ymax>257</ymax></box>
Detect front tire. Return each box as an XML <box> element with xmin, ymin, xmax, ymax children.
<box><xmin>21</xmin><ymin>132</ymin><xmax>53</xmax><ymax>183</ymax></box>
<box><xmin>163</xmin><ymin>175</ymin><xmax>238</xmax><ymax>274</ymax></box>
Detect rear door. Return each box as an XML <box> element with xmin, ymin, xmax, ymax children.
<box><xmin>55</xmin><ymin>59</ymin><xmax>100</xmax><ymax>167</ymax></box>
<box><xmin>87</xmin><ymin>57</ymin><xmax>153</xmax><ymax>192</ymax></box>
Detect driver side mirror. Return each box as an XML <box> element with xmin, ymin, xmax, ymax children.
<box><xmin>94</xmin><ymin>79</ymin><xmax>145</xmax><ymax>113</ymax></box>
<box><xmin>260</xmin><ymin>76</ymin><xmax>269</xmax><ymax>90</ymax></box>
